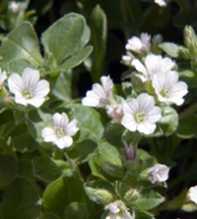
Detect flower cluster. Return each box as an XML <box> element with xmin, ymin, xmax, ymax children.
<box><xmin>122</xmin><ymin>33</ymin><xmax>162</xmax><ymax>66</ymax></box>
<box><xmin>82</xmin><ymin>76</ymin><xmax>162</xmax><ymax>135</ymax></box>
<box><xmin>0</xmin><ymin>67</ymin><xmax>78</xmax><ymax>150</ymax></box>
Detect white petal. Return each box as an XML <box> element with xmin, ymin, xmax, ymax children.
<box><xmin>66</xmin><ymin>119</ymin><xmax>79</xmax><ymax>136</ymax></box>
<box><xmin>22</xmin><ymin>67</ymin><xmax>40</xmax><ymax>88</ymax></box>
<box><xmin>55</xmin><ymin>136</ymin><xmax>73</xmax><ymax>149</ymax></box>
<box><xmin>101</xmin><ymin>76</ymin><xmax>113</xmax><ymax>92</ymax></box>
<box><xmin>126</xmin><ymin>37</ymin><xmax>143</xmax><ymax>52</ymax></box>
<box><xmin>42</xmin><ymin>127</ymin><xmax>57</xmax><ymax>142</ymax></box>
<box><xmin>144</xmin><ymin>54</ymin><xmax>161</xmax><ymax>76</ymax></box>
<box><xmin>154</xmin><ymin>0</ymin><xmax>167</xmax><ymax>7</ymax></box>
<box><xmin>137</xmin><ymin>93</ymin><xmax>155</xmax><ymax>112</ymax></box>
<box><xmin>147</xmin><ymin>107</ymin><xmax>162</xmax><ymax>123</ymax></box>
<box><xmin>34</xmin><ymin>80</ymin><xmax>50</xmax><ymax>97</ymax></box>
<box><xmin>8</xmin><ymin>74</ymin><xmax>23</xmax><ymax>95</ymax></box>
<box><xmin>132</xmin><ymin>59</ymin><xmax>147</xmax><ymax>77</ymax></box>
<box><xmin>171</xmin><ymin>81</ymin><xmax>188</xmax><ymax>97</ymax></box>
<box><xmin>137</xmin><ymin>122</ymin><xmax>156</xmax><ymax>135</ymax></box>
<box><xmin>121</xmin><ymin>115</ymin><xmax>137</xmax><ymax>132</ymax></box>
<box><xmin>82</xmin><ymin>91</ymin><xmax>100</xmax><ymax>107</ymax></box>
<box><xmin>53</xmin><ymin>113</ymin><xmax>68</xmax><ymax>128</ymax></box>
<box><xmin>14</xmin><ymin>94</ymin><xmax>28</xmax><ymax>106</ymax></box>
<box><xmin>27</xmin><ymin>97</ymin><xmax>45</xmax><ymax>107</ymax></box>
<box><xmin>92</xmin><ymin>84</ymin><xmax>106</xmax><ymax>98</ymax></box>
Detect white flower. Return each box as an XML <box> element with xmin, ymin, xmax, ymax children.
<box><xmin>188</xmin><ymin>186</ymin><xmax>197</xmax><ymax>204</ymax></box>
<box><xmin>9</xmin><ymin>1</ymin><xmax>25</xmax><ymax>13</ymax></box>
<box><xmin>106</xmin><ymin>103</ymin><xmax>124</xmax><ymax>123</ymax></box>
<box><xmin>8</xmin><ymin>67</ymin><xmax>50</xmax><ymax>107</ymax></box>
<box><xmin>152</xmin><ymin>71</ymin><xmax>188</xmax><ymax>106</ymax></box>
<box><xmin>41</xmin><ymin>113</ymin><xmax>79</xmax><ymax>149</ymax></box>
<box><xmin>0</xmin><ymin>69</ymin><xmax>7</xmax><ymax>86</ymax></box>
<box><xmin>154</xmin><ymin>0</ymin><xmax>167</xmax><ymax>7</ymax></box>
<box><xmin>131</xmin><ymin>54</ymin><xmax>176</xmax><ymax>82</ymax></box>
<box><xmin>122</xmin><ymin>52</ymin><xmax>134</xmax><ymax>66</ymax></box>
<box><xmin>105</xmin><ymin>201</ymin><xmax>134</xmax><ymax>219</ymax></box>
<box><xmin>126</xmin><ymin>33</ymin><xmax>151</xmax><ymax>54</ymax></box>
<box><xmin>82</xmin><ymin>76</ymin><xmax>113</xmax><ymax>108</ymax></box>
<box><xmin>121</xmin><ymin>93</ymin><xmax>161</xmax><ymax>135</ymax></box>
<box><xmin>148</xmin><ymin>164</ymin><xmax>170</xmax><ymax>184</ymax></box>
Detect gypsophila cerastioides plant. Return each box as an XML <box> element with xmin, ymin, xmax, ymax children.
<box><xmin>0</xmin><ymin>1</ymin><xmax>197</xmax><ymax>219</ymax></box>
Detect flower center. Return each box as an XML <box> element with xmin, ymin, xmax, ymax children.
<box><xmin>134</xmin><ymin>112</ymin><xmax>145</xmax><ymax>123</ymax></box>
<box><xmin>160</xmin><ymin>88</ymin><xmax>169</xmax><ymax>97</ymax></box>
<box><xmin>22</xmin><ymin>89</ymin><xmax>33</xmax><ymax>99</ymax></box>
<box><xmin>55</xmin><ymin>127</ymin><xmax>65</xmax><ymax>138</ymax></box>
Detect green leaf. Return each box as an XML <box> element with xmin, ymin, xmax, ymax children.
<box><xmin>42</xmin><ymin>13</ymin><xmax>90</xmax><ymax>65</ymax></box>
<box><xmin>61</xmin><ymin>45</ymin><xmax>93</xmax><ymax>72</ymax></box>
<box><xmin>11</xmin><ymin>124</ymin><xmax>39</xmax><ymax>152</ymax></box>
<box><xmin>135</xmin><ymin>210</ymin><xmax>155</xmax><ymax>219</ymax></box>
<box><xmin>0</xmin><ymin>22</ymin><xmax>42</xmax><ymax>68</ymax></box>
<box><xmin>43</xmin><ymin>173</ymin><xmax>87</xmax><ymax>217</ymax></box>
<box><xmin>159</xmin><ymin>42</ymin><xmax>182</xmax><ymax>58</ymax></box>
<box><xmin>90</xmin><ymin>5</ymin><xmax>107</xmax><ymax>81</ymax></box>
<box><xmin>53</xmin><ymin>71</ymin><xmax>72</xmax><ymax>101</ymax></box>
<box><xmin>1</xmin><ymin>177</ymin><xmax>40</xmax><ymax>219</ymax></box>
<box><xmin>71</xmin><ymin>104</ymin><xmax>104</xmax><ymax>141</ymax></box>
<box><xmin>0</xmin><ymin>154</ymin><xmax>18</xmax><ymax>188</ymax></box>
<box><xmin>132</xmin><ymin>190</ymin><xmax>165</xmax><ymax>211</ymax></box>
<box><xmin>33</xmin><ymin>154</ymin><xmax>61</xmax><ymax>183</ymax></box>
<box><xmin>89</xmin><ymin>141</ymin><xmax>124</xmax><ymax>179</ymax></box>
<box><xmin>68</xmin><ymin>140</ymin><xmax>97</xmax><ymax>163</ymax></box>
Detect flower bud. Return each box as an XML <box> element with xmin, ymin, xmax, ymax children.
<box><xmin>147</xmin><ymin>164</ymin><xmax>170</xmax><ymax>184</ymax></box>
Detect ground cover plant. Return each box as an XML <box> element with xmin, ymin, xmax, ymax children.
<box><xmin>0</xmin><ymin>0</ymin><xmax>197</xmax><ymax>219</ymax></box>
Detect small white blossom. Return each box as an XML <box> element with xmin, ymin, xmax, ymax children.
<box><xmin>148</xmin><ymin>164</ymin><xmax>170</xmax><ymax>184</ymax></box>
<box><xmin>152</xmin><ymin>71</ymin><xmax>188</xmax><ymax>106</ymax></box>
<box><xmin>105</xmin><ymin>201</ymin><xmax>134</xmax><ymax>219</ymax></box>
<box><xmin>121</xmin><ymin>93</ymin><xmax>161</xmax><ymax>135</ymax></box>
<box><xmin>132</xmin><ymin>54</ymin><xmax>176</xmax><ymax>82</ymax></box>
<box><xmin>154</xmin><ymin>0</ymin><xmax>167</xmax><ymax>7</ymax></box>
<box><xmin>122</xmin><ymin>52</ymin><xmax>135</xmax><ymax>66</ymax></box>
<box><xmin>9</xmin><ymin>1</ymin><xmax>25</xmax><ymax>13</ymax></box>
<box><xmin>106</xmin><ymin>103</ymin><xmax>124</xmax><ymax>123</ymax></box>
<box><xmin>0</xmin><ymin>69</ymin><xmax>7</xmax><ymax>86</ymax></box>
<box><xmin>41</xmin><ymin>113</ymin><xmax>79</xmax><ymax>149</ymax></box>
<box><xmin>126</xmin><ymin>33</ymin><xmax>151</xmax><ymax>54</ymax></box>
<box><xmin>8</xmin><ymin>67</ymin><xmax>50</xmax><ymax>107</ymax></box>
<box><xmin>82</xmin><ymin>76</ymin><xmax>113</xmax><ymax>108</ymax></box>
<box><xmin>187</xmin><ymin>186</ymin><xmax>197</xmax><ymax>204</ymax></box>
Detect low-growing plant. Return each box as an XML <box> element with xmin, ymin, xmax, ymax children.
<box><xmin>0</xmin><ymin>1</ymin><xmax>197</xmax><ymax>219</ymax></box>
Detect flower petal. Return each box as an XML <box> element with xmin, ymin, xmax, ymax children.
<box><xmin>42</xmin><ymin>127</ymin><xmax>57</xmax><ymax>142</ymax></box>
<box><xmin>28</xmin><ymin>97</ymin><xmax>45</xmax><ymax>107</ymax></box>
<box><xmin>22</xmin><ymin>67</ymin><xmax>40</xmax><ymax>89</ymax></box>
<box><xmin>137</xmin><ymin>122</ymin><xmax>156</xmax><ymax>135</ymax></box>
<box><xmin>8</xmin><ymin>73</ymin><xmax>23</xmax><ymax>95</ymax></box>
<box><xmin>34</xmin><ymin>80</ymin><xmax>50</xmax><ymax>97</ymax></box>
<box><xmin>121</xmin><ymin>114</ymin><xmax>137</xmax><ymax>132</ymax></box>
<box><xmin>67</xmin><ymin>119</ymin><xmax>79</xmax><ymax>136</ymax></box>
<box><xmin>53</xmin><ymin>113</ymin><xmax>69</xmax><ymax>128</ymax></box>
<box><xmin>55</xmin><ymin>136</ymin><xmax>73</xmax><ymax>149</ymax></box>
